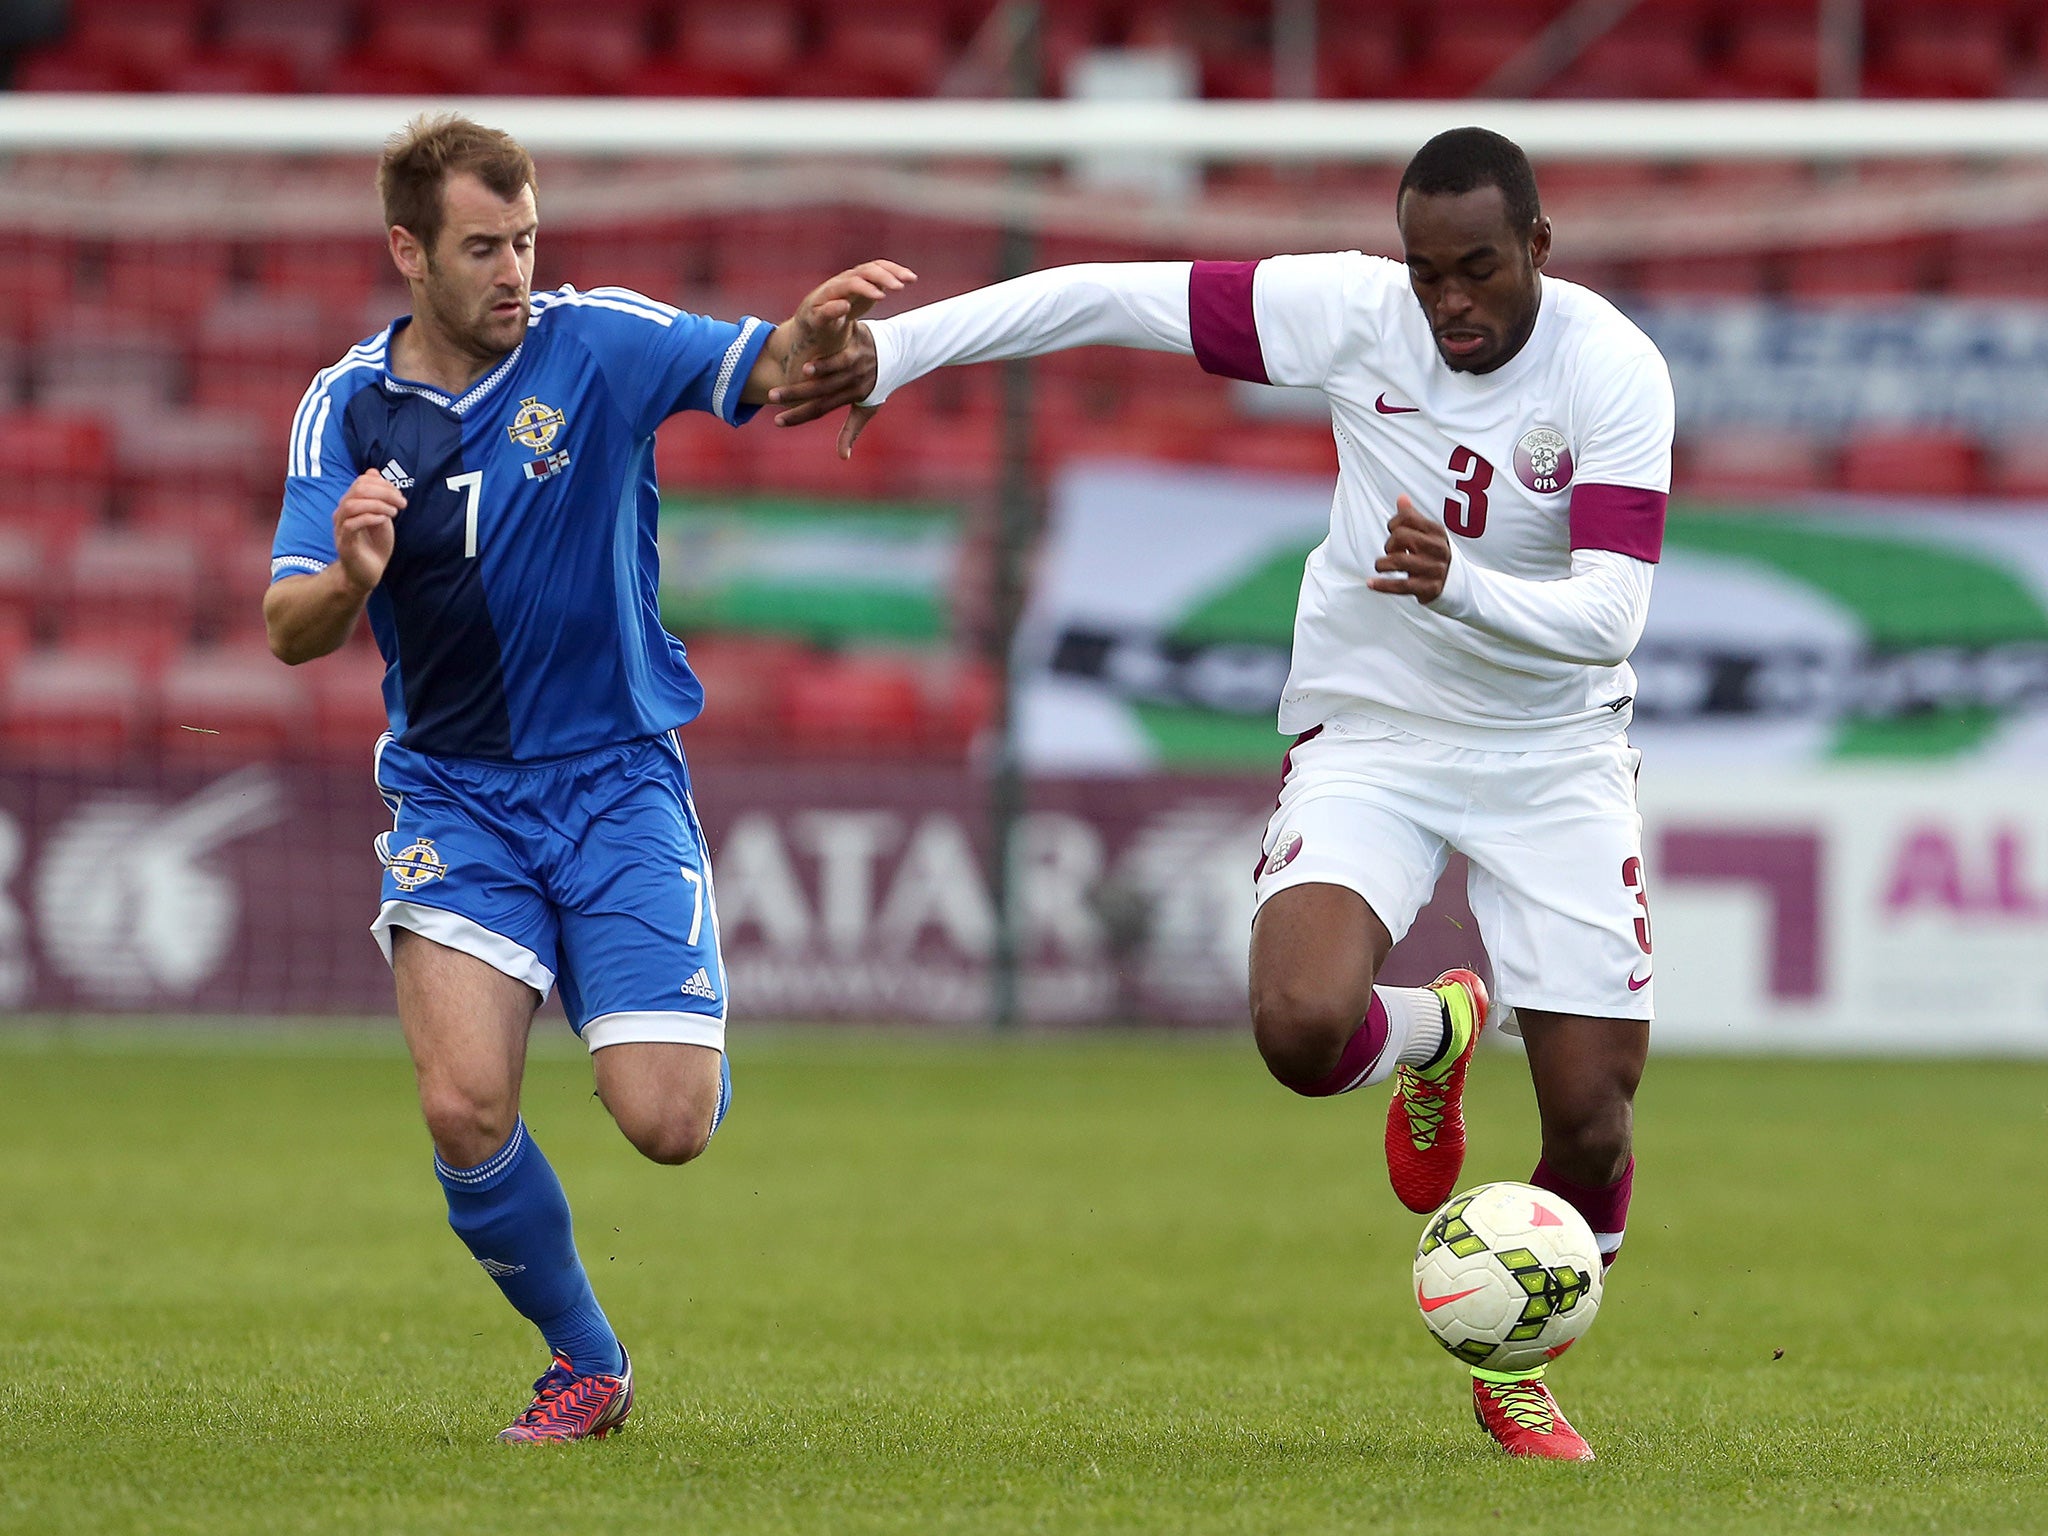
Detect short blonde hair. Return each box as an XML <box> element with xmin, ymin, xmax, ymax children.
<box><xmin>377</xmin><ymin>112</ymin><xmax>537</xmax><ymax>253</ymax></box>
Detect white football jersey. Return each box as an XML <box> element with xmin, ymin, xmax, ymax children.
<box><xmin>865</xmin><ymin>254</ymin><xmax>1674</xmax><ymax>750</ymax></box>
<box><xmin>1188</xmin><ymin>255</ymin><xmax>1673</xmax><ymax>747</ymax></box>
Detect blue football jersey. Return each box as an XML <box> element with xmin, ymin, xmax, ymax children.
<box><xmin>272</xmin><ymin>285</ymin><xmax>771</xmax><ymax>761</ymax></box>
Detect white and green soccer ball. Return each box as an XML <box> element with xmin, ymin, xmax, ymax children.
<box><xmin>1414</xmin><ymin>1181</ymin><xmax>1604</xmax><ymax>1373</ymax></box>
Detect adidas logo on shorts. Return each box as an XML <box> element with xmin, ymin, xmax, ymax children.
<box><xmin>477</xmin><ymin>1257</ymin><xmax>526</xmax><ymax>1278</ymax></box>
<box><xmin>679</xmin><ymin>967</ymin><xmax>717</xmax><ymax>1000</ymax></box>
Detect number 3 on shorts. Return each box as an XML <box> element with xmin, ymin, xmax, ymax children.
<box><xmin>1621</xmin><ymin>855</ymin><xmax>1652</xmax><ymax>953</ymax></box>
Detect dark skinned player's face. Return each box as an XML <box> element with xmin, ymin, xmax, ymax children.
<box><xmin>1397</xmin><ymin>184</ymin><xmax>1551</xmax><ymax>375</ymax></box>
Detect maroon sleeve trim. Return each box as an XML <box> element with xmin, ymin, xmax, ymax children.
<box><xmin>1569</xmin><ymin>483</ymin><xmax>1667</xmax><ymax>563</ymax></box>
<box><xmin>1188</xmin><ymin>260</ymin><xmax>1268</xmax><ymax>384</ymax></box>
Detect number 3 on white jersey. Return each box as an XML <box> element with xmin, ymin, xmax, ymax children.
<box><xmin>447</xmin><ymin>470</ymin><xmax>483</xmax><ymax>558</ymax></box>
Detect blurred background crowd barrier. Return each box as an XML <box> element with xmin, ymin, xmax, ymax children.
<box><xmin>1</xmin><ymin>0</ymin><xmax>2045</xmax><ymax>1050</ymax></box>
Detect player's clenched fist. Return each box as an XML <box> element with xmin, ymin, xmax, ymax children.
<box><xmin>332</xmin><ymin>469</ymin><xmax>404</xmax><ymax>593</ymax></box>
<box><xmin>1370</xmin><ymin>494</ymin><xmax>1453</xmax><ymax>604</ymax></box>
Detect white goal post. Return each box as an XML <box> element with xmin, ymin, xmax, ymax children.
<box><xmin>3</xmin><ymin>94</ymin><xmax>2048</xmax><ymax>159</ymax></box>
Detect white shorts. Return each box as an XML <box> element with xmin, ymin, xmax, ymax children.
<box><xmin>1253</xmin><ymin>716</ymin><xmax>1654</xmax><ymax>1022</ymax></box>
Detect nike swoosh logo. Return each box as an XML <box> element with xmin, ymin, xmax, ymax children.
<box><xmin>1417</xmin><ymin>1283</ymin><xmax>1486</xmax><ymax>1313</ymax></box>
<box><xmin>1375</xmin><ymin>393</ymin><xmax>1419</xmax><ymax>414</ymax></box>
<box><xmin>1628</xmin><ymin>969</ymin><xmax>1652</xmax><ymax>992</ymax></box>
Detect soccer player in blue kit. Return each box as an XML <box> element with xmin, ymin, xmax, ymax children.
<box><xmin>264</xmin><ymin>114</ymin><xmax>911</xmax><ymax>1442</ymax></box>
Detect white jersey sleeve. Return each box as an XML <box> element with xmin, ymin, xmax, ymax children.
<box><xmin>1186</xmin><ymin>252</ymin><xmax>1376</xmax><ymax>389</ymax></box>
<box><xmin>1564</xmin><ymin>339</ymin><xmax>1674</xmax><ymax>564</ymax></box>
<box><xmin>864</xmin><ymin>263</ymin><xmax>1193</xmax><ymax>404</ymax></box>
<box><xmin>1428</xmin><ymin>547</ymin><xmax>1654</xmax><ymax>668</ymax></box>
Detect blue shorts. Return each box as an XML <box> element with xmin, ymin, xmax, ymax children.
<box><xmin>369</xmin><ymin>731</ymin><xmax>727</xmax><ymax>1053</ymax></box>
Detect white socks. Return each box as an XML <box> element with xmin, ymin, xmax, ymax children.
<box><xmin>1384</xmin><ymin>985</ymin><xmax>1451</xmax><ymax>1069</ymax></box>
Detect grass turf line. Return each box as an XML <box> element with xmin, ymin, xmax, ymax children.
<box><xmin>1</xmin><ymin>1029</ymin><xmax>2044</xmax><ymax>1535</ymax></box>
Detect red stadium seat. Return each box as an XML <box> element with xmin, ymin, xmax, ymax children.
<box><xmin>116</xmin><ymin>412</ymin><xmax>271</xmax><ymax>501</ymax></box>
<box><xmin>217</xmin><ymin>0</ymin><xmax>357</xmax><ymax>91</ymax></box>
<box><xmin>355</xmin><ymin>0</ymin><xmax>502</xmax><ymax>79</ymax></box>
<box><xmin>782</xmin><ymin>651</ymin><xmax>929</xmax><ymax>758</ymax></box>
<box><xmin>1550</xmin><ymin>12</ymin><xmax>1713</xmax><ymax>99</ymax></box>
<box><xmin>1212</xmin><ymin>423</ymin><xmax>1339</xmax><ymax>478</ymax></box>
<box><xmin>654</xmin><ymin>0</ymin><xmax>804</xmax><ymax>96</ymax></box>
<box><xmin>33</xmin><ymin>318</ymin><xmax>184</xmax><ymax>414</ymax></box>
<box><xmin>191</xmin><ymin>292</ymin><xmax>335</xmax><ymax>420</ymax></box>
<box><xmin>11</xmin><ymin>48</ymin><xmax>146</xmax><ymax>92</ymax></box>
<box><xmin>676</xmin><ymin>635</ymin><xmax>811</xmax><ymax>756</ymax></box>
<box><xmin>1721</xmin><ymin>13</ymin><xmax>1820</xmax><ymax>97</ymax></box>
<box><xmin>256</xmin><ymin>243</ymin><xmax>390</xmax><ymax>325</ymax></box>
<box><xmin>0</xmin><ymin>527</ymin><xmax>47</xmax><ymax>631</ymax></box>
<box><xmin>654</xmin><ymin>412</ymin><xmax>743</xmax><ymax>493</ymax></box>
<box><xmin>1840</xmin><ymin>431</ymin><xmax>1979</xmax><ymax>497</ymax></box>
<box><xmin>0</xmin><ymin>649</ymin><xmax>146</xmax><ymax>765</ymax></box>
<box><xmin>1317</xmin><ymin>13</ymin><xmax>1407</xmax><ymax>99</ymax></box>
<box><xmin>1782</xmin><ymin>240</ymin><xmax>1938</xmax><ymax>298</ymax></box>
<box><xmin>1401</xmin><ymin>11</ymin><xmax>1541</xmax><ymax>98</ymax></box>
<box><xmin>1678</xmin><ymin>430</ymin><xmax>1833</xmax><ymax>497</ymax></box>
<box><xmin>1981</xmin><ymin>437</ymin><xmax>2048</xmax><ymax>500</ymax></box>
<box><xmin>796</xmin><ymin>12</ymin><xmax>955</xmax><ymax>97</ymax></box>
<box><xmin>99</xmin><ymin>243</ymin><xmax>237</xmax><ymax>329</ymax></box>
<box><xmin>0</xmin><ymin>412</ymin><xmax>114</xmax><ymax>512</ymax></box>
<box><xmin>0</xmin><ymin>337</ymin><xmax>22</xmax><ymax>413</ymax></box>
<box><xmin>896</xmin><ymin>410</ymin><xmax>1003</xmax><ymax>500</ymax></box>
<box><xmin>157</xmin><ymin>645</ymin><xmax>310</xmax><ymax>760</ymax></box>
<box><xmin>33</xmin><ymin>0</ymin><xmax>205</xmax><ymax>89</ymax></box>
<box><xmin>1867</xmin><ymin>12</ymin><xmax>2012</xmax><ymax>99</ymax></box>
<box><xmin>160</xmin><ymin>49</ymin><xmax>300</xmax><ymax>94</ymax></box>
<box><xmin>62</xmin><ymin>528</ymin><xmax>204</xmax><ymax>663</ymax></box>
<box><xmin>1037</xmin><ymin>0</ymin><xmax>1112</xmax><ymax>94</ymax></box>
<box><xmin>918</xmin><ymin>655</ymin><xmax>997</xmax><ymax>757</ymax></box>
<box><xmin>0</xmin><ymin>492</ymin><xmax>105</xmax><ymax>555</ymax></box>
<box><xmin>128</xmin><ymin>488</ymin><xmax>261</xmax><ymax>547</ymax></box>
<box><xmin>202</xmin><ymin>537</ymin><xmax>283</xmax><ymax>647</ymax></box>
<box><xmin>0</xmin><ymin>237</ymin><xmax>76</xmax><ymax>342</ymax></box>
<box><xmin>300</xmin><ymin>643</ymin><xmax>391</xmax><ymax>758</ymax></box>
<box><xmin>0</xmin><ymin>612</ymin><xmax>32</xmax><ymax>692</ymax></box>
<box><xmin>540</xmin><ymin>235</ymin><xmax>688</xmax><ymax>305</ymax></box>
<box><xmin>513</xmin><ymin>8</ymin><xmax>657</xmax><ymax>93</ymax></box>
<box><xmin>1632</xmin><ymin>251</ymin><xmax>1772</xmax><ymax>298</ymax></box>
<box><xmin>322</xmin><ymin>53</ymin><xmax>450</xmax><ymax>94</ymax></box>
<box><xmin>1947</xmin><ymin>224</ymin><xmax>2048</xmax><ymax>297</ymax></box>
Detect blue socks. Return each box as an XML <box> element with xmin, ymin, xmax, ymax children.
<box><xmin>435</xmin><ymin>1119</ymin><xmax>624</xmax><ymax>1377</ymax></box>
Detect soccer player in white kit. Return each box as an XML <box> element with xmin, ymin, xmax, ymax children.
<box><xmin>772</xmin><ymin>128</ymin><xmax>1670</xmax><ymax>1462</ymax></box>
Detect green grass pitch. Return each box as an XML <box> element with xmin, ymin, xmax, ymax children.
<box><xmin>2</xmin><ymin>1026</ymin><xmax>2045</xmax><ymax>1535</ymax></box>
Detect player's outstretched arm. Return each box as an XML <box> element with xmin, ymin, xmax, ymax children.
<box><xmin>1373</xmin><ymin>495</ymin><xmax>1653</xmax><ymax>667</ymax></box>
<box><xmin>264</xmin><ymin>470</ymin><xmax>402</xmax><ymax>664</ymax></box>
<box><xmin>739</xmin><ymin>260</ymin><xmax>918</xmax><ymax>409</ymax></box>
<box><xmin>769</xmin><ymin>262</ymin><xmax>1201</xmax><ymax>457</ymax></box>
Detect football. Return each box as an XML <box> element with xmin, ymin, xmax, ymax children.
<box><xmin>1414</xmin><ymin>1181</ymin><xmax>1604</xmax><ymax>1373</ymax></box>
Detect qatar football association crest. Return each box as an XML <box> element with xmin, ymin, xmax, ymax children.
<box><xmin>1513</xmin><ymin>426</ymin><xmax>1573</xmax><ymax>494</ymax></box>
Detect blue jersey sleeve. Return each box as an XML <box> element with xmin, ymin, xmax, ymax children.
<box><xmin>273</xmin><ymin>362</ymin><xmax>374</xmax><ymax>582</ymax></box>
<box><xmin>538</xmin><ymin>286</ymin><xmax>773</xmax><ymax>438</ymax></box>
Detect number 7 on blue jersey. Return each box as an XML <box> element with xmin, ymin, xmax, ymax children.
<box><xmin>448</xmin><ymin>471</ymin><xmax>483</xmax><ymax>558</ymax></box>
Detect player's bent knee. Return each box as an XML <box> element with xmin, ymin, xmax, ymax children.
<box><xmin>1251</xmin><ymin>983</ymin><xmax>1366</xmax><ymax>1088</ymax></box>
<box><xmin>417</xmin><ymin>1082</ymin><xmax>519</xmax><ymax>1166</ymax></box>
<box><xmin>1542</xmin><ymin>1108</ymin><xmax>1632</xmax><ymax>1187</ymax></box>
<box><xmin>623</xmin><ymin>1110</ymin><xmax>714</xmax><ymax>1167</ymax></box>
